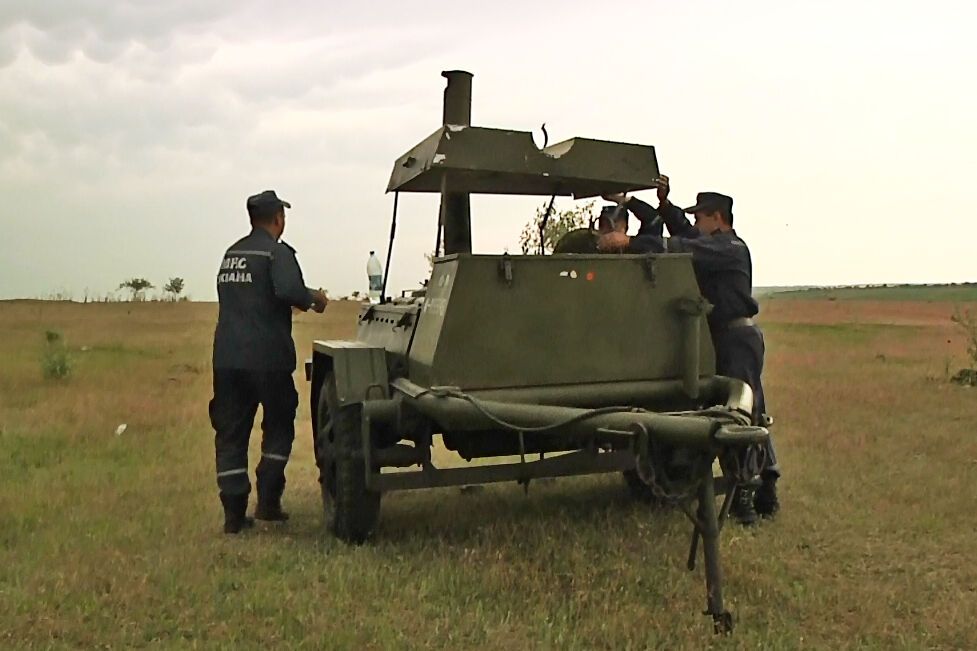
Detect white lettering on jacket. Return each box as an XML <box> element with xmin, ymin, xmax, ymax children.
<box><xmin>220</xmin><ymin>256</ymin><xmax>248</xmax><ymax>271</ymax></box>
<box><xmin>218</xmin><ymin>270</ymin><xmax>253</xmax><ymax>284</ymax></box>
<box><xmin>218</xmin><ymin>256</ymin><xmax>253</xmax><ymax>284</ymax></box>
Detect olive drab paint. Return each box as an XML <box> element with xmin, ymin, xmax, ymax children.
<box><xmin>306</xmin><ymin>70</ymin><xmax>771</xmax><ymax>634</ymax></box>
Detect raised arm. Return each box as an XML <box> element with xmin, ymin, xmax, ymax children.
<box><xmin>601</xmin><ymin>230</ymin><xmax>747</xmax><ymax>274</ymax></box>
<box><xmin>658</xmin><ymin>200</ymin><xmax>697</xmax><ymax>238</ymax></box>
<box><xmin>664</xmin><ymin>235</ymin><xmax>747</xmax><ymax>272</ymax></box>
<box><xmin>623</xmin><ymin>197</ymin><xmax>664</xmax><ymax>238</ymax></box>
<box><xmin>655</xmin><ymin>177</ymin><xmax>697</xmax><ymax>238</ymax></box>
<box><xmin>271</xmin><ymin>242</ymin><xmax>315</xmax><ymax>310</ymax></box>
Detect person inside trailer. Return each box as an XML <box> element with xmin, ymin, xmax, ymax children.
<box><xmin>552</xmin><ymin>201</ymin><xmax>663</xmax><ymax>253</ymax></box>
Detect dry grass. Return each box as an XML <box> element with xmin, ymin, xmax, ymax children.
<box><xmin>1</xmin><ymin>298</ymin><xmax>975</xmax><ymax>649</ymax></box>
<box><xmin>762</xmin><ymin>297</ymin><xmax>977</xmax><ymax>327</ymax></box>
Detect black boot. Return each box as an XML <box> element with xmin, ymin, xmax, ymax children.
<box><xmin>254</xmin><ymin>498</ymin><xmax>290</xmax><ymax>522</ymax></box>
<box><xmin>220</xmin><ymin>493</ymin><xmax>254</xmax><ymax>534</ymax></box>
<box><xmin>730</xmin><ymin>485</ymin><xmax>758</xmax><ymax>526</ymax></box>
<box><xmin>754</xmin><ymin>475</ymin><xmax>780</xmax><ymax>518</ymax></box>
<box><xmin>255</xmin><ymin>474</ymin><xmax>289</xmax><ymax>522</ymax></box>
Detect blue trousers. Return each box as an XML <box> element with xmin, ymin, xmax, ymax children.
<box><xmin>713</xmin><ymin>325</ymin><xmax>779</xmax><ymax>479</ymax></box>
<box><xmin>208</xmin><ymin>369</ymin><xmax>298</xmax><ymax>498</ymax></box>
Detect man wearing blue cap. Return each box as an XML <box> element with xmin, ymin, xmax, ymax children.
<box><xmin>209</xmin><ymin>190</ymin><xmax>329</xmax><ymax>534</ymax></box>
<box><xmin>600</xmin><ymin>179</ymin><xmax>779</xmax><ymax>525</ymax></box>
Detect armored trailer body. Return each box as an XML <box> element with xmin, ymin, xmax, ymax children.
<box><xmin>305</xmin><ymin>70</ymin><xmax>770</xmax><ymax>634</ymax></box>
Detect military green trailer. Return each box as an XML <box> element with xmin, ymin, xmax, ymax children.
<box><xmin>305</xmin><ymin>70</ymin><xmax>769</xmax><ymax>634</ymax></box>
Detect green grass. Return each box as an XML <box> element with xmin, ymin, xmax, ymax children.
<box><xmin>770</xmin><ymin>283</ymin><xmax>977</xmax><ymax>302</ymax></box>
<box><xmin>1</xmin><ymin>300</ymin><xmax>975</xmax><ymax>648</ymax></box>
<box><xmin>763</xmin><ymin>321</ymin><xmax>909</xmax><ymax>344</ymax></box>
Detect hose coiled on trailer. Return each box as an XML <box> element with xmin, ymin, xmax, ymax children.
<box><xmin>423</xmin><ymin>386</ymin><xmax>647</xmax><ymax>434</ymax></box>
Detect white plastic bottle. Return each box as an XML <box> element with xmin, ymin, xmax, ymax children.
<box><xmin>367</xmin><ymin>251</ymin><xmax>383</xmax><ymax>304</ymax></box>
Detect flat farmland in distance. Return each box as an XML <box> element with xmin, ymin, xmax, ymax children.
<box><xmin>1</xmin><ymin>298</ymin><xmax>975</xmax><ymax>649</ymax></box>
<box><xmin>770</xmin><ymin>283</ymin><xmax>977</xmax><ymax>302</ymax></box>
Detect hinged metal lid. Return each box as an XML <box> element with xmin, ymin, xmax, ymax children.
<box><xmin>387</xmin><ymin>125</ymin><xmax>660</xmax><ymax>198</ymax></box>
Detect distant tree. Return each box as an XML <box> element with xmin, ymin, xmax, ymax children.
<box><xmin>519</xmin><ymin>200</ymin><xmax>595</xmax><ymax>254</ymax></box>
<box><xmin>118</xmin><ymin>278</ymin><xmax>154</xmax><ymax>302</ymax></box>
<box><xmin>351</xmin><ymin>291</ymin><xmax>361</xmax><ymax>299</ymax></box>
<box><xmin>163</xmin><ymin>277</ymin><xmax>185</xmax><ymax>301</ymax></box>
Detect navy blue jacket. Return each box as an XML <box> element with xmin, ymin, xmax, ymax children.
<box><xmin>626</xmin><ymin>198</ymin><xmax>759</xmax><ymax>330</ymax></box>
<box><xmin>623</xmin><ymin>198</ymin><xmax>664</xmax><ymax>238</ymax></box>
<box><xmin>213</xmin><ymin>227</ymin><xmax>314</xmax><ymax>371</ymax></box>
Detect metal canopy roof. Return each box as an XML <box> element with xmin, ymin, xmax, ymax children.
<box><xmin>386</xmin><ymin>126</ymin><xmax>660</xmax><ymax>198</ymax></box>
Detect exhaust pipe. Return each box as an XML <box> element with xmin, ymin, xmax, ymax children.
<box><xmin>438</xmin><ymin>70</ymin><xmax>473</xmax><ymax>256</ymax></box>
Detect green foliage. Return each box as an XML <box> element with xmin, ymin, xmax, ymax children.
<box><xmin>41</xmin><ymin>330</ymin><xmax>71</xmax><ymax>380</ymax></box>
<box><xmin>519</xmin><ymin>201</ymin><xmax>595</xmax><ymax>255</ymax></box>
<box><xmin>163</xmin><ymin>277</ymin><xmax>185</xmax><ymax>300</ymax></box>
<box><xmin>118</xmin><ymin>278</ymin><xmax>155</xmax><ymax>302</ymax></box>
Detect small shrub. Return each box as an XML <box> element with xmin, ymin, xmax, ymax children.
<box><xmin>949</xmin><ymin>306</ymin><xmax>977</xmax><ymax>386</ymax></box>
<box><xmin>41</xmin><ymin>330</ymin><xmax>72</xmax><ymax>380</ymax></box>
<box><xmin>950</xmin><ymin>307</ymin><xmax>977</xmax><ymax>366</ymax></box>
<box><xmin>951</xmin><ymin>368</ymin><xmax>977</xmax><ymax>387</ymax></box>
<box><xmin>519</xmin><ymin>200</ymin><xmax>595</xmax><ymax>255</ymax></box>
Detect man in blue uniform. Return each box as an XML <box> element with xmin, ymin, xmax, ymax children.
<box><xmin>600</xmin><ymin>181</ymin><xmax>779</xmax><ymax>524</ymax></box>
<box><xmin>210</xmin><ymin>190</ymin><xmax>329</xmax><ymax>534</ymax></box>
<box><xmin>599</xmin><ymin>201</ymin><xmax>664</xmax><ymax>238</ymax></box>
<box><xmin>552</xmin><ymin>201</ymin><xmax>664</xmax><ymax>254</ymax></box>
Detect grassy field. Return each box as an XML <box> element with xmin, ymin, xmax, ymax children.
<box><xmin>769</xmin><ymin>283</ymin><xmax>977</xmax><ymax>302</ymax></box>
<box><xmin>2</xmin><ymin>298</ymin><xmax>976</xmax><ymax>649</ymax></box>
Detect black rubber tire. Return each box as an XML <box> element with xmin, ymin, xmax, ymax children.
<box><xmin>316</xmin><ymin>374</ymin><xmax>381</xmax><ymax>544</ymax></box>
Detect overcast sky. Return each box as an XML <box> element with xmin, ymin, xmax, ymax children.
<box><xmin>0</xmin><ymin>0</ymin><xmax>974</xmax><ymax>300</ymax></box>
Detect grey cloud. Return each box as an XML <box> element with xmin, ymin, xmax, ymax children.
<box><xmin>0</xmin><ymin>21</ymin><xmax>446</xmax><ymax>165</ymax></box>
<box><xmin>0</xmin><ymin>0</ymin><xmax>534</xmax><ymax>70</ymax></box>
<box><xmin>0</xmin><ymin>1</ymin><xmax>399</xmax><ymax>68</ymax></box>
<box><xmin>0</xmin><ymin>1</ymin><xmax>237</xmax><ymax>47</ymax></box>
<box><xmin>0</xmin><ymin>17</ymin><xmax>217</xmax><ymax>71</ymax></box>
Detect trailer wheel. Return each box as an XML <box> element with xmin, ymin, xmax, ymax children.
<box><xmin>316</xmin><ymin>374</ymin><xmax>381</xmax><ymax>544</ymax></box>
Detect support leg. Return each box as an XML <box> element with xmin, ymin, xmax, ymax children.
<box><xmin>697</xmin><ymin>466</ymin><xmax>733</xmax><ymax>635</ymax></box>
<box><xmin>688</xmin><ymin>484</ymin><xmax>734</xmax><ymax>570</ymax></box>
